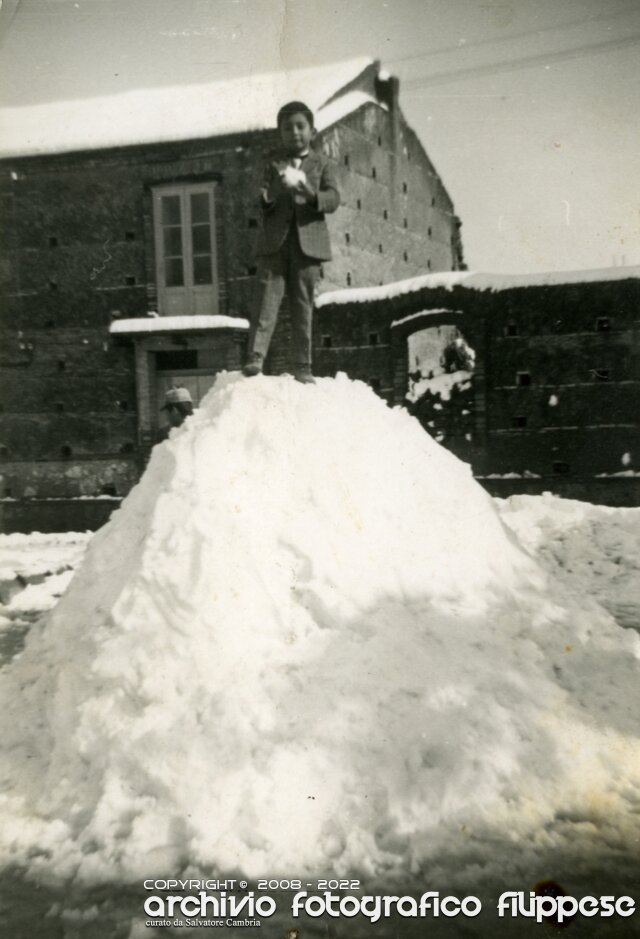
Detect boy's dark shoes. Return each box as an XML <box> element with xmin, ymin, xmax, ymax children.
<box><xmin>294</xmin><ymin>365</ymin><xmax>315</xmax><ymax>384</ymax></box>
<box><xmin>243</xmin><ymin>354</ymin><xmax>264</xmax><ymax>377</ymax></box>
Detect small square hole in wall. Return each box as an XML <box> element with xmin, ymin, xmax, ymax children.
<box><xmin>101</xmin><ymin>482</ymin><xmax>118</xmax><ymax>495</ymax></box>
<box><xmin>118</xmin><ymin>400</ymin><xmax>129</xmax><ymax>411</ymax></box>
<box><xmin>356</xmin><ymin>198</ymin><xmax>362</xmax><ymax>210</ymax></box>
<box><xmin>119</xmin><ymin>442</ymin><xmax>134</xmax><ymax>455</ymax></box>
<box><xmin>403</xmin><ymin>251</ymin><xmax>409</xmax><ymax>262</ymax></box>
<box><xmin>125</xmin><ymin>275</ymin><xmax>136</xmax><ymax>286</ymax></box>
<box><xmin>48</xmin><ymin>279</ymin><xmax>58</xmax><ymax>291</ymax></box>
<box><xmin>517</xmin><ymin>371</ymin><xmax>531</xmax><ymax>386</ymax></box>
<box><xmin>345</xmin><ymin>232</ymin><xmax>350</xmax><ymax>245</ymax></box>
<box><xmin>512</xmin><ymin>415</ymin><xmax>527</xmax><ymax>428</ymax></box>
<box><xmin>403</xmin><ymin>218</ymin><xmax>408</xmax><ymax>229</ymax></box>
<box><xmin>55</xmin><ymin>402</ymin><xmax>65</xmax><ymax>412</ymax></box>
<box><xmin>321</xmin><ymin>335</ymin><xmax>333</xmax><ymax>349</ymax></box>
<box><xmin>383</xmin><ymin>209</ymin><xmax>388</xmax><ymax>220</ymax></box>
<box><xmin>344</xmin><ymin>154</ymin><xmax>350</xmax><ymax>167</ymax></box>
<box><xmin>428</xmin><ymin>226</ymin><xmax>432</xmax><ymax>237</ymax></box>
<box><xmin>372</xmin><ymin>167</ymin><xmax>377</xmax><ymax>179</ymax></box>
<box><xmin>125</xmin><ymin>231</ymin><xmax>136</xmax><ymax>242</ymax></box>
<box><xmin>347</xmin><ymin>272</ymin><xmax>352</xmax><ymax>286</ymax></box>
<box><xmin>58</xmin><ymin>359</ymin><xmax>66</xmax><ymax>371</ymax></box>
<box><xmin>248</xmin><ymin>217</ymin><xmax>258</xmax><ymax>229</ymax></box>
<box><xmin>49</xmin><ymin>236</ymin><xmax>58</xmax><ymax>247</ymax></box>
<box><xmin>45</xmin><ymin>319</ymin><xmax>55</xmax><ymax>328</ymax></box>
<box><xmin>378</xmin><ymin>244</ymin><xmax>383</xmax><ymax>254</ymax></box>
<box><xmin>369</xmin><ymin>332</ymin><xmax>379</xmax><ymax>346</ymax></box>
<box><xmin>245</xmin><ymin>265</ymin><xmax>257</xmax><ymax>276</ymax></box>
<box><xmin>0</xmin><ymin>446</ymin><xmax>9</xmax><ymax>459</ymax></box>
<box><xmin>402</xmin><ymin>182</ymin><xmax>408</xmax><ymax>194</ymax></box>
<box><xmin>596</xmin><ymin>316</ymin><xmax>611</xmax><ymax>331</ymax></box>
<box><xmin>553</xmin><ymin>460</ymin><xmax>570</xmax><ymax>475</ymax></box>
<box><xmin>431</xmin><ymin>196</ymin><xmax>436</xmax><ymax>206</ymax></box>
<box><xmin>377</xmin><ymin>135</ymin><xmax>382</xmax><ymax>146</ymax></box>
<box><xmin>505</xmin><ymin>321</ymin><xmax>518</xmax><ymax>337</ymax></box>
<box><xmin>427</xmin><ymin>259</ymin><xmax>432</xmax><ymax>269</ymax></box>
<box><xmin>60</xmin><ymin>445</ymin><xmax>72</xmax><ymax>458</ymax></box>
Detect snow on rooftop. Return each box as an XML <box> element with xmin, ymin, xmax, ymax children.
<box><xmin>316</xmin><ymin>265</ymin><xmax>640</xmax><ymax>308</ymax></box>
<box><xmin>0</xmin><ymin>58</ymin><xmax>385</xmax><ymax>159</ymax></box>
<box><xmin>109</xmin><ymin>315</ymin><xmax>249</xmax><ymax>335</ymax></box>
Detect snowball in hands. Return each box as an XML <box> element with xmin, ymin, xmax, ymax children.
<box><xmin>280</xmin><ymin>165</ymin><xmax>307</xmax><ymax>189</ymax></box>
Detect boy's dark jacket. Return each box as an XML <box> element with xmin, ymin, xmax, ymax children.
<box><xmin>257</xmin><ymin>150</ymin><xmax>340</xmax><ymax>261</ymax></box>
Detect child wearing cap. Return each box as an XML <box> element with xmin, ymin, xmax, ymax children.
<box><xmin>157</xmin><ymin>386</ymin><xmax>194</xmax><ymax>441</ymax></box>
<box><xmin>243</xmin><ymin>100</ymin><xmax>340</xmax><ymax>383</ymax></box>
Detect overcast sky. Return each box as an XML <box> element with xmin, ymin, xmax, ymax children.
<box><xmin>0</xmin><ymin>0</ymin><xmax>638</xmax><ymax>274</ymax></box>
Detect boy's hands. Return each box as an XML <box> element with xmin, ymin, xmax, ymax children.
<box><xmin>279</xmin><ymin>166</ymin><xmax>318</xmax><ymax>205</ymax></box>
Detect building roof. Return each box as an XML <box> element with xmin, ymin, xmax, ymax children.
<box><xmin>0</xmin><ymin>58</ymin><xmax>387</xmax><ymax>159</ymax></box>
<box><xmin>316</xmin><ymin>265</ymin><xmax>640</xmax><ymax>309</ymax></box>
<box><xmin>109</xmin><ymin>315</ymin><xmax>249</xmax><ymax>335</ymax></box>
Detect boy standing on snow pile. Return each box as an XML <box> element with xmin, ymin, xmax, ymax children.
<box><xmin>243</xmin><ymin>101</ymin><xmax>340</xmax><ymax>384</ymax></box>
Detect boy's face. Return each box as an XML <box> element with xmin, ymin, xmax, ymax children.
<box><xmin>279</xmin><ymin>112</ymin><xmax>314</xmax><ymax>156</ymax></box>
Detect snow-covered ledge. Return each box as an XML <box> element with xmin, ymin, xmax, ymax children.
<box><xmin>109</xmin><ymin>315</ymin><xmax>249</xmax><ymax>335</ymax></box>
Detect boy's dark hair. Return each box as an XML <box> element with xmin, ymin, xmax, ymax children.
<box><xmin>277</xmin><ymin>100</ymin><xmax>315</xmax><ymax>129</ymax></box>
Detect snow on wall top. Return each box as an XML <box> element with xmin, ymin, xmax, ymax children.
<box><xmin>109</xmin><ymin>315</ymin><xmax>249</xmax><ymax>334</ymax></box>
<box><xmin>316</xmin><ymin>265</ymin><xmax>640</xmax><ymax>308</ymax></box>
<box><xmin>0</xmin><ymin>58</ymin><xmax>383</xmax><ymax>159</ymax></box>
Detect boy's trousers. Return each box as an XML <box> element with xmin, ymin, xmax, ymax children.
<box><xmin>250</xmin><ymin>226</ymin><xmax>321</xmax><ymax>367</ymax></box>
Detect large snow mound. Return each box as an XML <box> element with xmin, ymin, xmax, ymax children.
<box><xmin>0</xmin><ymin>374</ymin><xmax>639</xmax><ymax>885</ymax></box>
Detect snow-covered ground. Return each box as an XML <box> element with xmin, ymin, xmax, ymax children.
<box><xmin>0</xmin><ymin>374</ymin><xmax>638</xmax><ymax>937</ymax></box>
<box><xmin>2</xmin><ymin>495</ymin><xmax>637</xmax><ymax>650</ymax></box>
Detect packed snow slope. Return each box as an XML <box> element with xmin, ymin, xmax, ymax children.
<box><xmin>0</xmin><ymin>373</ymin><xmax>639</xmax><ymax>886</ymax></box>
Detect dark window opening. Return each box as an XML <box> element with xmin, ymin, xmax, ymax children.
<box><xmin>372</xmin><ymin>167</ymin><xmax>377</xmax><ymax>179</ymax></box>
<box><xmin>101</xmin><ymin>483</ymin><xmax>118</xmax><ymax>495</ymax></box>
<box><xmin>125</xmin><ymin>231</ymin><xmax>136</xmax><ymax>242</ymax></box>
<box><xmin>248</xmin><ymin>217</ymin><xmax>258</xmax><ymax>229</ymax></box>
<box><xmin>156</xmin><ymin>350</ymin><xmax>198</xmax><ymax>369</ymax></box>
<box><xmin>60</xmin><ymin>445</ymin><xmax>72</xmax><ymax>459</ymax></box>
<box><xmin>403</xmin><ymin>218</ymin><xmax>408</xmax><ymax>229</ymax></box>
<box><xmin>347</xmin><ymin>272</ymin><xmax>352</xmax><ymax>286</ymax></box>
<box><xmin>512</xmin><ymin>415</ymin><xmax>527</xmax><ymax>428</ymax></box>
<box><xmin>4</xmin><ymin>487</ymin><xmax>12</xmax><ymax>497</ymax></box>
<box><xmin>55</xmin><ymin>402</ymin><xmax>65</xmax><ymax>412</ymax></box>
<box><xmin>377</xmin><ymin>135</ymin><xmax>382</xmax><ymax>146</ymax></box>
<box><xmin>125</xmin><ymin>275</ymin><xmax>136</xmax><ymax>286</ymax></box>
<box><xmin>320</xmin><ymin>267</ymin><xmax>325</xmax><ymax>279</ymax></box>
<box><xmin>505</xmin><ymin>322</ymin><xmax>518</xmax><ymax>337</ymax></box>
<box><xmin>383</xmin><ymin>209</ymin><xmax>388</xmax><ymax>220</ymax></box>
<box><xmin>48</xmin><ymin>279</ymin><xmax>58</xmax><ymax>291</ymax></box>
<box><xmin>246</xmin><ymin>265</ymin><xmax>257</xmax><ymax>276</ymax></box>
<box><xmin>369</xmin><ymin>332</ymin><xmax>379</xmax><ymax>346</ymax></box>
<box><xmin>596</xmin><ymin>317</ymin><xmax>611</xmax><ymax>332</ymax></box>
<box><xmin>49</xmin><ymin>236</ymin><xmax>58</xmax><ymax>247</ymax></box>
<box><xmin>427</xmin><ymin>259</ymin><xmax>432</xmax><ymax>269</ymax></box>
<box><xmin>428</xmin><ymin>226</ymin><xmax>432</xmax><ymax>237</ymax></box>
<box><xmin>45</xmin><ymin>319</ymin><xmax>55</xmax><ymax>328</ymax></box>
<box><xmin>321</xmin><ymin>335</ymin><xmax>333</xmax><ymax>349</ymax></box>
<box><xmin>431</xmin><ymin>196</ymin><xmax>436</xmax><ymax>206</ymax></box>
<box><xmin>517</xmin><ymin>372</ymin><xmax>531</xmax><ymax>386</ymax></box>
<box><xmin>403</xmin><ymin>251</ymin><xmax>409</xmax><ymax>262</ymax></box>
<box><xmin>402</xmin><ymin>182</ymin><xmax>408</xmax><ymax>194</ymax></box>
<box><xmin>344</xmin><ymin>154</ymin><xmax>350</xmax><ymax>167</ymax></box>
<box><xmin>119</xmin><ymin>442</ymin><xmax>135</xmax><ymax>455</ymax></box>
<box><xmin>356</xmin><ymin>198</ymin><xmax>362</xmax><ymax>210</ymax></box>
<box><xmin>553</xmin><ymin>461</ymin><xmax>570</xmax><ymax>475</ymax></box>
<box><xmin>118</xmin><ymin>400</ymin><xmax>129</xmax><ymax>411</ymax></box>
<box><xmin>57</xmin><ymin>359</ymin><xmax>66</xmax><ymax>371</ymax></box>
<box><xmin>378</xmin><ymin>244</ymin><xmax>383</xmax><ymax>254</ymax></box>
<box><xmin>345</xmin><ymin>233</ymin><xmax>350</xmax><ymax>245</ymax></box>
<box><xmin>0</xmin><ymin>446</ymin><xmax>8</xmax><ymax>459</ymax></box>
<box><xmin>592</xmin><ymin>368</ymin><xmax>611</xmax><ymax>382</ymax></box>
<box><xmin>369</xmin><ymin>377</ymin><xmax>381</xmax><ymax>391</ymax></box>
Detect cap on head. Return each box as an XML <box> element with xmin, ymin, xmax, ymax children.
<box><xmin>161</xmin><ymin>385</ymin><xmax>193</xmax><ymax>409</ymax></box>
<box><xmin>277</xmin><ymin>100</ymin><xmax>314</xmax><ymax>129</ymax></box>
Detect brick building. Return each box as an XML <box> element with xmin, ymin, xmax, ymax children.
<box><xmin>0</xmin><ymin>59</ymin><xmax>463</xmax><ymax>519</ymax></box>
<box><xmin>314</xmin><ymin>266</ymin><xmax>640</xmax><ymax>504</ymax></box>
